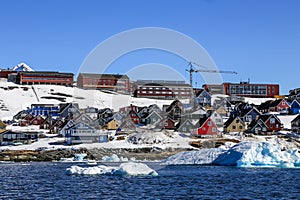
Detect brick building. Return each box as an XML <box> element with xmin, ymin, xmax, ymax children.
<box><xmin>203</xmin><ymin>82</ymin><xmax>279</xmax><ymax>98</ymax></box>
<box><xmin>77</xmin><ymin>73</ymin><xmax>130</xmax><ymax>94</ymax></box>
<box><xmin>15</xmin><ymin>71</ymin><xmax>74</xmax><ymax>86</ymax></box>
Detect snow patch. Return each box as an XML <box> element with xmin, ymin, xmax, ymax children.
<box><xmin>128</xmin><ymin>132</ymin><xmax>170</xmax><ymax>145</ymax></box>
<box><xmin>66</xmin><ymin>162</ymin><xmax>158</xmax><ymax>176</ymax></box>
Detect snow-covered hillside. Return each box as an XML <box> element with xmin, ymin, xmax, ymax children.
<box><xmin>0</xmin><ymin>80</ymin><xmax>175</xmax><ymax>119</ymax></box>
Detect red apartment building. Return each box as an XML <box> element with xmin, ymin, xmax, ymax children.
<box><xmin>203</xmin><ymin>82</ymin><xmax>279</xmax><ymax>98</ymax></box>
<box><xmin>77</xmin><ymin>73</ymin><xmax>130</xmax><ymax>94</ymax></box>
<box><xmin>16</xmin><ymin>71</ymin><xmax>74</xmax><ymax>86</ymax></box>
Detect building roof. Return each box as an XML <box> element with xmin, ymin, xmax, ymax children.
<box><xmin>269</xmin><ymin>99</ymin><xmax>284</xmax><ymax>107</ymax></box>
<box><xmin>19</xmin><ymin>71</ymin><xmax>74</xmax><ymax>76</ymax></box>
<box><xmin>199</xmin><ymin>116</ymin><xmax>209</xmax><ymax>126</ymax></box>
<box><xmin>258</xmin><ymin>100</ymin><xmax>273</xmax><ymax>110</ymax></box>
<box><xmin>135</xmin><ymin>80</ymin><xmax>191</xmax><ymax>88</ymax></box>
<box><xmin>78</xmin><ymin>73</ymin><xmax>129</xmax><ymax>80</ymax></box>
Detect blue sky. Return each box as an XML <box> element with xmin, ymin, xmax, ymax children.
<box><xmin>1</xmin><ymin>0</ymin><xmax>300</xmax><ymax>94</ymax></box>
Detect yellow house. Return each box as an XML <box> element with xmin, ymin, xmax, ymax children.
<box><xmin>0</xmin><ymin>120</ymin><xmax>7</xmax><ymax>133</ymax></box>
<box><xmin>106</xmin><ymin>120</ymin><xmax>119</xmax><ymax>130</ymax></box>
<box><xmin>224</xmin><ymin>116</ymin><xmax>246</xmax><ymax>133</ymax></box>
<box><xmin>215</xmin><ymin>106</ymin><xmax>229</xmax><ymax>116</ymax></box>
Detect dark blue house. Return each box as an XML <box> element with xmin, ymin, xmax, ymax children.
<box><xmin>29</xmin><ymin>104</ymin><xmax>60</xmax><ymax>117</ymax></box>
<box><xmin>240</xmin><ymin>107</ymin><xmax>261</xmax><ymax>125</ymax></box>
<box><xmin>289</xmin><ymin>99</ymin><xmax>300</xmax><ymax>115</ymax></box>
<box><xmin>195</xmin><ymin>89</ymin><xmax>211</xmax><ymax>107</ymax></box>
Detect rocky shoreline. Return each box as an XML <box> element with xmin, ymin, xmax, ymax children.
<box><xmin>0</xmin><ymin>147</ymin><xmax>191</xmax><ymax>162</ymax></box>
<box><xmin>0</xmin><ymin>138</ymin><xmax>245</xmax><ymax>162</ymax></box>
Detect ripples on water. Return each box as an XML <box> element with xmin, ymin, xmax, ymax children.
<box><xmin>0</xmin><ymin>163</ymin><xmax>299</xmax><ymax>199</ymax></box>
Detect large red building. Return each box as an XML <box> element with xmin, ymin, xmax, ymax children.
<box><xmin>77</xmin><ymin>73</ymin><xmax>130</xmax><ymax>94</ymax></box>
<box><xmin>203</xmin><ymin>82</ymin><xmax>280</xmax><ymax>98</ymax></box>
<box><xmin>16</xmin><ymin>71</ymin><xmax>74</xmax><ymax>86</ymax></box>
<box><xmin>0</xmin><ymin>70</ymin><xmax>15</xmax><ymax>78</ymax></box>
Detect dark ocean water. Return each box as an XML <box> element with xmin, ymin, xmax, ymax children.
<box><xmin>0</xmin><ymin>162</ymin><xmax>299</xmax><ymax>200</ymax></box>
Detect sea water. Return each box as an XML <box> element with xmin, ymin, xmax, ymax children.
<box><xmin>0</xmin><ymin>162</ymin><xmax>299</xmax><ymax>199</ymax></box>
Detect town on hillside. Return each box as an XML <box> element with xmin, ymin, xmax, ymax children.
<box><xmin>1</xmin><ymin>63</ymin><xmax>300</xmax><ymax>147</ymax></box>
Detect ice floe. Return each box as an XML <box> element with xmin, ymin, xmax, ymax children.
<box><xmin>66</xmin><ymin>162</ymin><xmax>158</xmax><ymax>176</ymax></box>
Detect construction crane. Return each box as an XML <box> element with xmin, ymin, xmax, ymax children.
<box><xmin>186</xmin><ymin>61</ymin><xmax>238</xmax><ymax>86</ymax></box>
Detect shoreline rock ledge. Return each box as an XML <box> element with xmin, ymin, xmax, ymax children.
<box><xmin>0</xmin><ymin>147</ymin><xmax>189</xmax><ymax>162</ymax></box>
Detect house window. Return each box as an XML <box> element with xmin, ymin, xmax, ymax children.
<box><xmin>276</xmin><ymin>124</ymin><xmax>279</xmax><ymax>128</ymax></box>
<box><xmin>183</xmin><ymin>127</ymin><xmax>186</xmax><ymax>131</ymax></box>
<box><xmin>270</xmin><ymin>118</ymin><xmax>275</xmax><ymax>124</ymax></box>
<box><xmin>232</xmin><ymin>125</ymin><xmax>236</xmax><ymax>130</ymax></box>
<box><xmin>208</xmin><ymin>121</ymin><xmax>211</xmax><ymax>126</ymax></box>
<box><xmin>212</xmin><ymin>127</ymin><xmax>216</xmax><ymax>132</ymax></box>
<box><xmin>246</xmin><ymin>115</ymin><xmax>252</xmax><ymax>122</ymax></box>
<box><xmin>239</xmin><ymin>126</ymin><xmax>243</xmax><ymax>129</ymax></box>
<box><xmin>262</xmin><ymin>127</ymin><xmax>267</xmax><ymax>132</ymax></box>
<box><xmin>164</xmin><ymin>123</ymin><xmax>168</xmax><ymax>126</ymax></box>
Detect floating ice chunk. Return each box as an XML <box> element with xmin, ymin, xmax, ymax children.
<box><xmin>66</xmin><ymin>162</ymin><xmax>158</xmax><ymax>176</ymax></box>
<box><xmin>101</xmin><ymin>154</ymin><xmax>129</xmax><ymax>162</ymax></box>
<box><xmin>117</xmin><ymin>162</ymin><xmax>158</xmax><ymax>176</ymax></box>
<box><xmin>66</xmin><ymin>165</ymin><xmax>115</xmax><ymax>175</ymax></box>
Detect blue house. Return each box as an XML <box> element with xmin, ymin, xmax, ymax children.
<box><xmin>195</xmin><ymin>89</ymin><xmax>211</xmax><ymax>107</ymax></box>
<box><xmin>65</xmin><ymin>122</ymin><xmax>108</xmax><ymax>144</ymax></box>
<box><xmin>240</xmin><ymin>107</ymin><xmax>261</xmax><ymax>126</ymax></box>
<box><xmin>58</xmin><ymin>103</ymin><xmax>80</xmax><ymax>119</ymax></box>
<box><xmin>29</xmin><ymin>104</ymin><xmax>60</xmax><ymax>117</ymax></box>
<box><xmin>289</xmin><ymin>99</ymin><xmax>300</xmax><ymax>115</ymax></box>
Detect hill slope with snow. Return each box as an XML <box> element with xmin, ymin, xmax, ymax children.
<box><xmin>0</xmin><ymin>80</ymin><xmax>174</xmax><ymax>119</ymax></box>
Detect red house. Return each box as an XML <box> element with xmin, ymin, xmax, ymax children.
<box><xmin>248</xmin><ymin>114</ymin><xmax>282</xmax><ymax>134</ymax></box>
<box><xmin>30</xmin><ymin>116</ymin><xmax>45</xmax><ymax>126</ymax></box>
<box><xmin>19</xmin><ymin>114</ymin><xmax>34</xmax><ymax>126</ymax></box>
<box><xmin>269</xmin><ymin>99</ymin><xmax>290</xmax><ymax>113</ymax></box>
<box><xmin>161</xmin><ymin>118</ymin><xmax>175</xmax><ymax>130</ymax></box>
<box><xmin>192</xmin><ymin>117</ymin><xmax>218</xmax><ymax>137</ymax></box>
<box><xmin>129</xmin><ymin>110</ymin><xmax>140</xmax><ymax>124</ymax></box>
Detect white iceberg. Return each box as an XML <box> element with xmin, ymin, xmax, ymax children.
<box><xmin>162</xmin><ymin>142</ymin><xmax>300</xmax><ymax>168</ymax></box>
<box><xmin>117</xmin><ymin>162</ymin><xmax>158</xmax><ymax>176</ymax></box>
<box><xmin>66</xmin><ymin>165</ymin><xmax>115</xmax><ymax>175</ymax></box>
<box><xmin>66</xmin><ymin>162</ymin><xmax>158</xmax><ymax>176</ymax></box>
<box><xmin>236</xmin><ymin>142</ymin><xmax>300</xmax><ymax>168</ymax></box>
<box><xmin>101</xmin><ymin>154</ymin><xmax>129</xmax><ymax>162</ymax></box>
<box><xmin>163</xmin><ymin>148</ymin><xmax>225</xmax><ymax>165</ymax></box>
